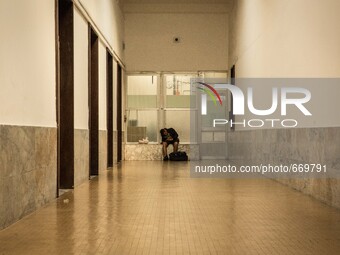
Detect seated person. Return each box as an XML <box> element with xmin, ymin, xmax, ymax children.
<box><xmin>160</xmin><ymin>128</ymin><xmax>179</xmax><ymax>161</ymax></box>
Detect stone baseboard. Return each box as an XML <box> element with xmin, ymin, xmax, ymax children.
<box><xmin>0</xmin><ymin>125</ymin><xmax>57</xmax><ymax>230</ymax></box>
<box><xmin>228</xmin><ymin>128</ymin><xmax>340</xmax><ymax>209</ymax></box>
<box><xmin>124</xmin><ymin>144</ymin><xmax>199</xmax><ymax>161</ymax></box>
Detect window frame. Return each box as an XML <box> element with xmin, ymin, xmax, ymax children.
<box><xmin>125</xmin><ymin>71</ymin><xmax>228</xmax><ymax>145</ymax></box>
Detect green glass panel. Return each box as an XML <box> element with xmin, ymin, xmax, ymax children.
<box><xmin>127</xmin><ymin>95</ymin><xmax>157</xmax><ymax>108</ymax></box>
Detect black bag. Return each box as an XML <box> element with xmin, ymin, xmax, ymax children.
<box><xmin>169</xmin><ymin>151</ymin><xmax>188</xmax><ymax>161</ymax></box>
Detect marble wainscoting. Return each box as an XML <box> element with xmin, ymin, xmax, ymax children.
<box><xmin>74</xmin><ymin>129</ymin><xmax>89</xmax><ymax>186</ymax></box>
<box><xmin>0</xmin><ymin>125</ymin><xmax>57</xmax><ymax>230</ymax></box>
<box><xmin>228</xmin><ymin>128</ymin><xmax>340</xmax><ymax>209</ymax></box>
<box><xmin>99</xmin><ymin>130</ymin><xmax>108</xmax><ymax>171</ymax></box>
<box><xmin>124</xmin><ymin>144</ymin><xmax>200</xmax><ymax>161</ymax></box>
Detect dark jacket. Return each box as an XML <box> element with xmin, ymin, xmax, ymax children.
<box><xmin>160</xmin><ymin>128</ymin><xmax>178</xmax><ymax>142</ymax></box>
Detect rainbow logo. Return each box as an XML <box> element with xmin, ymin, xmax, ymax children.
<box><xmin>196</xmin><ymin>82</ymin><xmax>223</xmax><ymax>106</ymax></box>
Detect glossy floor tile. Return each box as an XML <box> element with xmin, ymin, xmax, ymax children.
<box><xmin>0</xmin><ymin>161</ymin><xmax>340</xmax><ymax>255</ymax></box>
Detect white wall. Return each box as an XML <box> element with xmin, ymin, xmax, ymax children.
<box><xmin>76</xmin><ymin>0</ymin><xmax>125</xmax><ymax>61</ymax></box>
<box><xmin>125</xmin><ymin>10</ymin><xmax>229</xmax><ymax>72</ymax></box>
<box><xmin>74</xmin><ymin>0</ymin><xmax>124</xmax><ymax>132</ymax></box>
<box><xmin>0</xmin><ymin>0</ymin><xmax>56</xmax><ymax>127</ymax></box>
<box><xmin>74</xmin><ymin>9</ymin><xmax>89</xmax><ymax>130</ymax></box>
<box><xmin>229</xmin><ymin>0</ymin><xmax>340</xmax><ymax>78</ymax></box>
<box><xmin>228</xmin><ymin>0</ymin><xmax>340</xmax><ymax>129</ymax></box>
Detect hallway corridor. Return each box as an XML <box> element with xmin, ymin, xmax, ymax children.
<box><xmin>0</xmin><ymin>161</ymin><xmax>339</xmax><ymax>255</ymax></box>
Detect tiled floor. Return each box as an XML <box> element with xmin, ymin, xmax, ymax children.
<box><xmin>0</xmin><ymin>161</ymin><xmax>340</xmax><ymax>255</ymax></box>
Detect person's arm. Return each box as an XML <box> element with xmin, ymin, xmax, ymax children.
<box><xmin>169</xmin><ymin>128</ymin><xmax>178</xmax><ymax>140</ymax></box>
<box><xmin>160</xmin><ymin>129</ymin><xmax>167</xmax><ymax>142</ymax></box>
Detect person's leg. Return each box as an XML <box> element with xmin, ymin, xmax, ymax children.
<box><xmin>173</xmin><ymin>141</ymin><xmax>179</xmax><ymax>153</ymax></box>
<box><xmin>162</xmin><ymin>142</ymin><xmax>169</xmax><ymax>159</ymax></box>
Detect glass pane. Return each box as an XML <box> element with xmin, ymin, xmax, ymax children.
<box><xmin>201</xmin><ymin>93</ymin><xmax>228</xmax><ymax>129</ymax></box>
<box><xmin>165</xmin><ymin>75</ymin><xmax>197</xmax><ymax>108</ymax></box>
<box><xmin>127</xmin><ymin>110</ymin><xmax>158</xmax><ymax>142</ymax></box>
<box><xmin>165</xmin><ymin>110</ymin><xmax>196</xmax><ymax>143</ymax></box>
<box><xmin>198</xmin><ymin>77</ymin><xmax>229</xmax><ymax>130</ymax></box>
<box><xmin>201</xmin><ymin>132</ymin><xmax>225</xmax><ymax>142</ymax></box>
<box><xmin>127</xmin><ymin>75</ymin><xmax>158</xmax><ymax>108</ymax></box>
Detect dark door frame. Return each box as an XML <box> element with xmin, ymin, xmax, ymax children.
<box><xmin>116</xmin><ymin>64</ymin><xmax>123</xmax><ymax>162</ymax></box>
<box><xmin>88</xmin><ymin>25</ymin><xmax>99</xmax><ymax>176</ymax></box>
<box><xmin>56</xmin><ymin>0</ymin><xmax>75</xmax><ymax>192</ymax></box>
<box><xmin>230</xmin><ymin>65</ymin><xmax>236</xmax><ymax>131</ymax></box>
<box><xmin>107</xmin><ymin>49</ymin><xmax>114</xmax><ymax>168</ymax></box>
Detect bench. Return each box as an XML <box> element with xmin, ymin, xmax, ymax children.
<box><xmin>124</xmin><ymin>144</ymin><xmax>199</xmax><ymax>160</ymax></box>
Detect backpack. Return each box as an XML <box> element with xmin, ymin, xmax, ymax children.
<box><xmin>169</xmin><ymin>151</ymin><xmax>188</xmax><ymax>161</ymax></box>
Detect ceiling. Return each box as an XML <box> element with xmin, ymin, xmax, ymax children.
<box><xmin>119</xmin><ymin>0</ymin><xmax>235</xmax><ymax>14</ymax></box>
<box><xmin>119</xmin><ymin>0</ymin><xmax>234</xmax><ymax>13</ymax></box>
<box><xmin>120</xmin><ymin>0</ymin><xmax>233</xmax><ymax>4</ymax></box>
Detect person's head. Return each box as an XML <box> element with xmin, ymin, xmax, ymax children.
<box><xmin>161</xmin><ymin>128</ymin><xmax>168</xmax><ymax>136</ymax></box>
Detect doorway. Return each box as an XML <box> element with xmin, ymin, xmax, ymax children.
<box><xmin>117</xmin><ymin>64</ymin><xmax>123</xmax><ymax>162</ymax></box>
<box><xmin>107</xmin><ymin>50</ymin><xmax>113</xmax><ymax>168</ymax></box>
<box><xmin>230</xmin><ymin>65</ymin><xmax>236</xmax><ymax>131</ymax></box>
<box><xmin>88</xmin><ymin>25</ymin><xmax>99</xmax><ymax>176</ymax></box>
<box><xmin>56</xmin><ymin>0</ymin><xmax>74</xmax><ymax>192</ymax></box>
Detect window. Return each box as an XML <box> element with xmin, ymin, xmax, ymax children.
<box><xmin>163</xmin><ymin>74</ymin><xmax>197</xmax><ymax>143</ymax></box>
<box><xmin>126</xmin><ymin>72</ymin><xmax>226</xmax><ymax>144</ymax></box>
<box><xmin>126</xmin><ymin>75</ymin><xmax>159</xmax><ymax>142</ymax></box>
<box><xmin>197</xmin><ymin>72</ymin><xmax>229</xmax><ymax>159</ymax></box>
